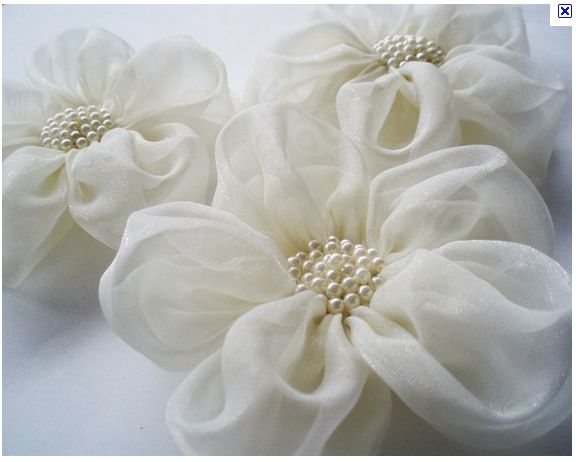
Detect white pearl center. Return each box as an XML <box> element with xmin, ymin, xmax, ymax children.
<box><xmin>288</xmin><ymin>236</ymin><xmax>385</xmax><ymax>315</ymax></box>
<box><xmin>373</xmin><ymin>34</ymin><xmax>445</xmax><ymax>69</ymax></box>
<box><xmin>40</xmin><ymin>105</ymin><xmax>115</xmax><ymax>152</ymax></box>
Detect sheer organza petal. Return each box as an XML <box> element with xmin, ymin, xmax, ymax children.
<box><xmin>410</xmin><ymin>5</ymin><xmax>528</xmax><ymax>53</ymax></box>
<box><xmin>337</xmin><ymin>63</ymin><xmax>461</xmax><ymax>174</ymax></box>
<box><xmin>213</xmin><ymin>103</ymin><xmax>368</xmax><ymax>255</ymax></box>
<box><xmin>318</xmin><ymin>5</ymin><xmax>528</xmax><ymax>53</ymax></box>
<box><xmin>443</xmin><ymin>46</ymin><xmax>566</xmax><ymax>182</ymax></box>
<box><xmin>348</xmin><ymin>240</ymin><xmax>570</xmax><ymax>449</ymax></box>
<box><xmin>365</xmin><ymin>145</ymin><xmax>553</xmax><ymax>260</ymax></box>
<box><xmin>2</xmin><ymin>81</ymin><xmax>58</xmax><ymax>159</ymax></box>
<box><xmin>99</xmin><ymin>202</ymin><xmax>294</xmax><ymax>370</ymax></box>
<box><xmin>25</xmin><ymin>27</ymin><xmax>133</xmax><ymax>106</ymax></box>
<box><xmin>167</xmin><ymin>293</ymin><xmax>386</xmax><ymax>455</ymax></box>
<box><xmin>313</xmin><ymin>5</ymin><xmax>391</xmax><ymax>49</ymax></box>
<box><xmin>3</xmin><ymin>147</ymin><xmax>74</xmax><ymax>287</ymax></box>
<box><xmin>109</xmin><ymin>35</ymin><xmax>234</xmax><ymax>147</ymax></box>
<box><xmin>243</xmin><ymin>22</ymin><xmax>376</xmax><ymax>124</ymax></box>
<box><xmin>67</xmin><ymin>124</ymin><xmax>211</xmax><ymax>249</ymax></box>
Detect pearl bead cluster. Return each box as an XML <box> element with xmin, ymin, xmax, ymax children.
<box><xmin>372</xmin><ymin>34</ymin><xmax>445</xmax><ymax>69</ymax></box>
<box><xmin>40</xmin><ymin>105</ymin><xmax>115</xmax><ymax>152</ymax></box>
<box><xmin>288</xmin><ymin>236</ymin><xmax>385</xmax><ymax>315</ymax></box>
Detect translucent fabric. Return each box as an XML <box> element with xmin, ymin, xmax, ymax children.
<box><xmin>99</xmin><ymin>104</ymin><xmax>571</xmax><ymax>455</ymax></box>
<box><xmin>3</xmin><ymin>28</ymin><xmax>234</xmax><ymax>286</ymax></box>
<box><xmin>244</xmin><ymin>5</ymin><xmax>565</xmax><ymax>181</ymax></box>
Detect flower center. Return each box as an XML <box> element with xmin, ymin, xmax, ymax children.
<box><xmin>40</xmin><ymin>105</ymin><xmax>115</xmax><ymax>152</ymax></box>
<box><xmin>372</xmin><ymin>34</ymin><xmax>445</xmax><ymax>69</ymax></box>
<box><xmin>287</xmin><ymin>236</ymin><xmax>385</xmax><ymax>315</ymax></box>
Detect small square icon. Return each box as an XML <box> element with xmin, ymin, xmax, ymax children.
<box><xmin>558</xmin><ymin>4</ymin><xmax>572</xmax><ymax>18</ymax></box>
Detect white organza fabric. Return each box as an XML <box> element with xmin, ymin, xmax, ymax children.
<box><xmin>99</xmin><ymin>104</ymin><xmax>571</xmax><ymax>455</ymax></box>
<box><xmin>244</xmin><ymin>5</ymin><xmax>565</xmax><ymax>181</ymax></box>
<box><xmin>3</xmin><ymin>28</ymin><xmax>234</xmax><ymax>286</ymax></box>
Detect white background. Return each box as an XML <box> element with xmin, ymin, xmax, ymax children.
<box><xmin>2</xmin><ymin>4</ymin><xmax>572</xmax><ymax>456</ymax></box>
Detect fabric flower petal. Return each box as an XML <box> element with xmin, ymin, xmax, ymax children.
<box><xmin>348</xmin><ymin>240</ymin><xmax>571</xmax><ymax>449</ymax></box>
<box><xmin>337</xmin><ymin>62</ymin><xmax>461</xmax><ymax>174</ymax></box>
<box><xmin>410</xmin><ymin>5</ymin><xmax>528</xmax><ymax>53</ymax></box>
<box><xmin>109</xmin><ymin>35</ymin><xmax>234</xmax><ymax>146</ymax></box>
<box><xmin>2</xmin><ymin>81</ymin><xmax>60</xmax><ymax>159</ymax></box>
<box><xmin>25</xmin><ymin>27</ymin><xmax>133</xmax><ymax>106</ymax></box>
<box><xmin>99</xmin><ymin>202</ymin><xmax>295</xmax><ymax>370</ymax></box>
<box><xmin>443</xmin><ymin>46</ymin><xmax>566</xmax><ymax>182</ymax></box>
<box><xmin>3</xmin><ymin>147</ymin><xmax>74</xmax><ymax>287</ymax></box>
<box><xmin>213</xmin><ymin>103</ymin><xmax>368</xmax><ymax>255</ymax></box>
<box><xmin>67</xmin><ymin>123</ymin><xmax>211</xmax><ymax>249</ymax></box>
<box><xmin>365</xmin><ymin>145</ymin><xmax>554</xmax><ymax>260</ymax></box>
<box><xmin>244</xmin><ymin>23</ymin><xmax>376</xmax><ymax>124</ymax></box>
<box><xmin>167</xmin><ymin>293</ymin><xmax>389</xmax><ymax>455</ymax></box>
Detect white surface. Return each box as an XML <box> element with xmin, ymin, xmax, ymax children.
<box><xmin>2</xmin><ymin>4</ymin><xmax>571</xmax><ymax>456</ymax></box>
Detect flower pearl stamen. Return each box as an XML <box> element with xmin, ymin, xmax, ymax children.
<box><xmin>287</xmin><ymin>237</ymin><xmax>385</xmax><ymax>315</ymax></box>
<box><xmin>40</xmin><ymin>105</ymin><xmax>115</xmax><ymax>152</ymax></box>
<box><xmin>373</xmin><ymin>34</ymin><xmax>445</xmax><ymax>69</ymax></box>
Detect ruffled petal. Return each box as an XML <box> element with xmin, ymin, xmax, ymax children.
<box><xmin>365</xmin><ymin>145</ymin><xmax>554</xmax><ymax>260</ymax></box>
<box><xmin>67</xmin><ymin>124</ymin><xmax>211</xmax><ymax>249</ymax></box>
<box><xmin>3</xmin><ymin>147</ymin><xmax>73</xmax><ymax>287</ymax></box>
<box><xmin>167</xmin><ymin>293</ymin><xmax>388</xmax><ymax>455</ymax></box>
<box><xmin>213</xmin><ymin>103</ymin><xmax>368</xmax><ymax>255</ymax></box>
<box><xmin>109</xmin><ymin>35</ymin><xmax>234</xmax><ymax>147</ymax></box>
<box><xmin>25</xmin><ymin>28</ymin><xmax>133</xmax><ymax>106</ymax></box>
<box><xmin>99</xmin><ymin>202</ymin><xmax>294</xmax><ymax>370</ymax></box>
<box><xmin>443</xmin><ymin>46</ymin><xmax>566</xmax><ymax>182</ymax></box>
<box><xmin>409</xmin><ymin>5</ymin><xmax>529</xmax><ymax>53</ymax></box>
<box><xmin>348</xmin><ymin>240</ymin><xmax>570</xmax><ymax>449</ymax></box>
<box><xmin>2</xmin><ymin>81</ymin><xmax>60</xmax><ymax>159</ymax></box>
<box><xmin>244</xmin><ymin>22</ymin><xmax>376</xmax><ymax>124</ymax></box>
<box><xmin>337</xmin><ymin>63</ymin><xmax>461</xmax><ymax>174</ymax></box>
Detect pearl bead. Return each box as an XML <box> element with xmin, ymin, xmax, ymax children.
<box><xmin>373</xmin><ymin>34</ymin><xmax>446</xmax><ymax>69</ymax></box>
<box><xmin>287</xmin><ymin>236</ymin><xmax>385</xmax><ymax>315</ymax></box>
<box><xmin>325</xmin><ymin>241</ymin><xmax>338</xmax><ymax>252</ymax></box>
<box><xmin>327</xmin><ymin>298</ymin><xmax>344</xmax><ymax>314</ymax></box>
<box><xmin>76</xmin><ymin>137</ymin><xmax>89</xmax><ymax>148</ymax></box>
<box><xmin>60</xmin><ymin>139</ymin><xmax>72</xmax><ymax>150</ymax></box>
<box><xmin>356</xmin><ymin>256</ymin><xmax>370</xmax><ymax>268</ymax></box>
<box><xmin>311</xmin><ymin>277</ymin><xmax>326</xmax><ymax>293</ymax></box>
<box><xmin>371</xmin><ymin>257</ymin><xmax>385</xmax><ymax>271</ymax></box>
<box><xmin>342</xmin><ymin>263</ymin><xmax>355</xmax><ymax>275</ymax></box>
<box><xmin>326</xmin><ymin>282</ymin><xmax>342</xmax><ymax>298</ymax></box>
<box><xmin>355</xmin><ymin>268</ymin><xmax>371</xmax><ymax>284</ymax></box>
<box><xmin>302</xmin><ymin>272</ymin><xmax>314</xmax><ymax>285</ymax></box>
<box><xmin>341</xmin><ymin>277</ymin><xmax>357</xmax><ymax>292</ymax></box>
<box><xmin>359</xmin><ymin>285</ymin><xmax>374</xmax><ymax>302</ymax></box>
<box><xmin>288</xmin><ymin>267</ymin><xmax>301</xmax><ymax>279</ymax></box>
<box><xmin>344</xmin><ymin>293</ymin><xmax>360</xmax><ymax>310</ymax></box>
<box><xmin>314</xmin><ymin>261</ymin><xmax>326</xmax><ymax>273</ymax></box>
<box><xmin>295</xmin><ymin>284</ymin><xmax>308</xmax><ymax>293</ymax></box>
<box><xmin>40</xmin><ymin>105</ymin><xmax>115</xmax><ymax>152</ymax></box>
<box><xmin>308</xmin><ymin>240</ymin><xmax>321</xmax><ymax>250</ymax></box>
<box><xmin>288</xmin><ymin>256</ymin><xmax>300</xmax><ymax>267</ymax></box>
<box><xmin>309</xmin><ymin>249</ymin><xmax>322</xmax><ymax>260</ymax></box>
<box><xmin>325</xmin><ymin>269</ymin><xmax>339</xmax><ymax>281</ymax></box>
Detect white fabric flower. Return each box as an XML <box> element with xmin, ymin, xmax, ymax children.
<box><xmin>244</xmin><ymin>5</ymin><xmax>565</xmax><ymax>181</ymax></box>
<box><xmin>3</xmin><ymin>28</ymin><xmax>234</xmax><ymax>287</ymax></box>
<box><xmin>100</xmin><ymin>104</ymin><xmax>570</xmax><ymax>455</ymax></box>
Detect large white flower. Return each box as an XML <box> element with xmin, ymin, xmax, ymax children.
<box><xmin>3</xmin><ymin>28</ymin><xmax>234</xmax><ymax>287</ymax></box>
<box><xmin>244</xmin><ymin>5</ymin><xmax>565</xmax><ymax>181</ymax></box>
<box><xmin>100</xmin><ymin>104</ymin><xmax>570</xmax><ymax>455</ymax></box>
